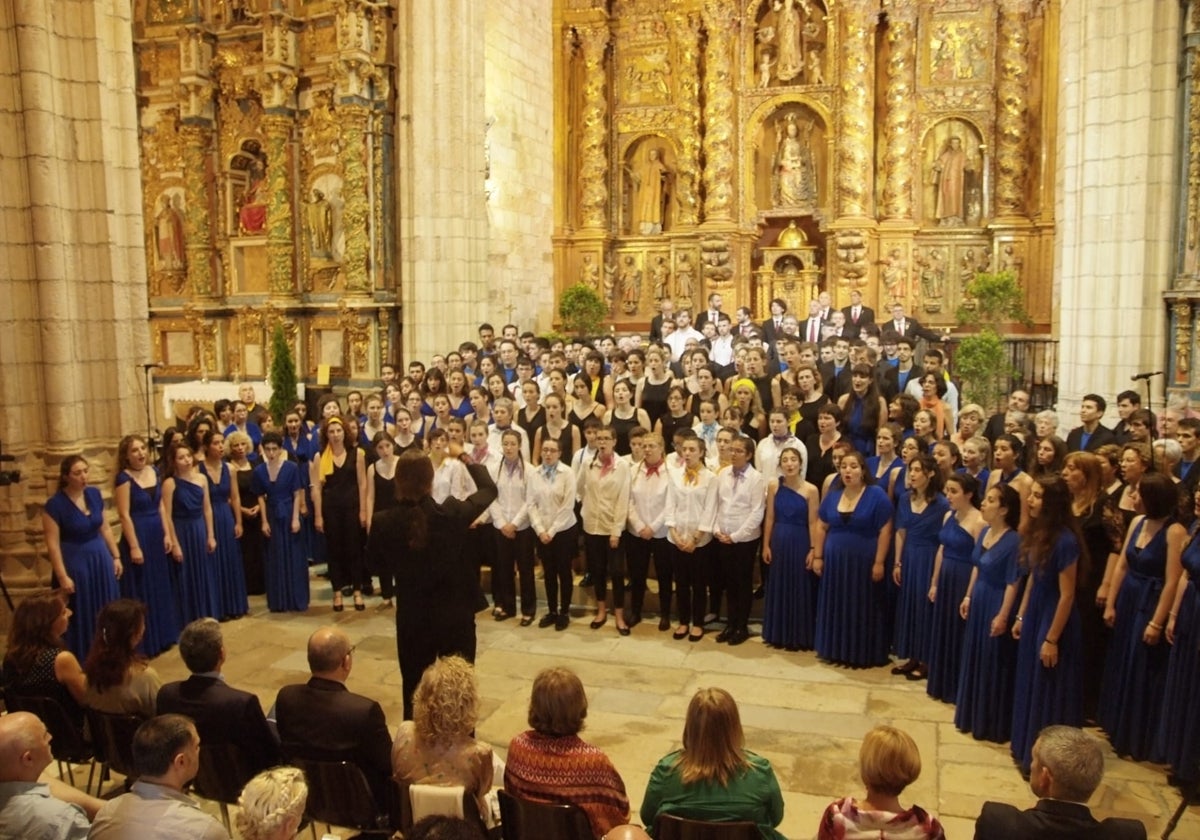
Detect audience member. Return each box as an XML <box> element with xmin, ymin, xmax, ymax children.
<box><xmin>817</xmin><ymin>725</ymin><xmax>943</xmax><ymax>839</ymax></box>
<box><xmin>406</xmin><ymin>815</ymin><xmax>487</xmax><ymax>840</ymax></box>
<box><xmin>274</xmin><ymin>627</ymin><xmax>392</xmax><ymax>811</ymax></box>
<box><xmin>89</xmin><ymin>714</ymin><xmax>229</xmax><ymax>839</ymax></box>
<box><xmin>2</xmin><ymin>593</ymin><xmax>87</xmax><ymax>727</ymax></box>
<box><xmin>0</xmin><ymin>712</ymin><xmax>93</xmax><ymax>839</ymax></box>
<box><xmin>81</xmin><ymin>599</ymin><xmax>161</xmax><ymax>717</ymax></box>
<box><xmin>974</xmin><ymin>725</ymin><xmax>1146</xmax><ymax>839</ymax></box>
<box><xmin>155</xmin><ymin>618</ymin><xmax>279</xmax><ymax>774</ymax></box>
<box><xmin>235</xmin><ymin>766</ymin><xmax>308</xmax><ymax>840</ymax></box>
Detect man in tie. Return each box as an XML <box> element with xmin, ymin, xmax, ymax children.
<box><xmin>841</xmin><ymin>289</ymin><xmax>875</xmax><ymax>339</ymax></box>
<box><xmin>887</xmin><ymin>302</ymin><xmax>940</xmax><ymax>343</ymax></box>
<box><xmin>803</xmin><ymin>299</ymin><xmax>824</xmax><ymax>344</ymax></box>
<box><xmin>816</xmin><ymin>290</ymin><xmax>833</xmax><ymax>322</ymax></box>
<box><xmin>694</xmin><ymin>292</ymin><xmax>724</xmax><ymax>331</ymax></box>
<box><xmin>761</xmin><ymin>298</ymin><xmax>788</xmax><ymax>351</ymax></box>
<box><xmin>735</xmin><ymin>306</ymin><xmax>756</xmax><ymax>337</ymax></box>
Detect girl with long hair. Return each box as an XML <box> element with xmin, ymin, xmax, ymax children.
<box><xmin>199</xmin><ymin>430</ymin><xmax>248</xmax><ymax>620</ymax></box>
<box><xmin>838</xmin><ymin>364</ymin><xmax>888</xmax><ymax>457</ymax></box>
<box><xmin>310</xmin><ymin>416</ymin><xmax>368</xmax><ymax>611</ymax></box>
<box><xmin>82</xmin><ymin>598</ymin><xmax>160</xmax><ymax>717</ymax></box>
<box><xmin>251</xmin><ymin>432</ymin><xmax>308</xmax><ymax>612</ymax></box>
<box><xmin>533</xmin><ymin>392</ymin><xmax>580</xmax><ymax>468</ymax></box>
<box><xmin>762</xmin><ymin>446</ymin><xmax>821</xmax><ymax>651</ymax></box>
<box><xmin>892</xmin><ymin>455</ymin><xmax>948</xmax><ymax>681</ymax></box>
<box><xmin>2</xmin><ymin>593</ymin><xmax>87</xmax><ymax>725</ymax></box>
<box><xmin>162</xmin><ymin>443</ymin><xmax>219</xmax><ymax>625</ymax></box>
<box><xmin>490</xmin><ymin>430</ymin><xmax>536</xmax><ymax>624</ymax></box>
<box><xmin>365</xmin><ymin>431</ymin><xmax>400</xmax><ymax>609</ymax></box>
<box><xmin>665</xmin><ymin>436</ymin><xmax>717</xmax><ymax>641</ymax></box>
<box><xmin>228</xmin><ymin>430</ymin><xmax>265</xmax><ymax>596</ymax></box>
<box><xmin>578</xmin><ymin>426</ymin><xmax>633</xmax><ymax>635</ymax></box>
<box><xmin>528</xmin><ymin>436</ymin><xmax>579</xmax><ymax>631</ymax></box>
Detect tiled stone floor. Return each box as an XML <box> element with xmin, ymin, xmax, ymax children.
<box><xmin>56</xmin><ymin>578</ymin><xmax>1195</xmax><ymax>838</ymax></box>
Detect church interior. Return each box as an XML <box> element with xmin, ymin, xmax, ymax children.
<box><xmin>3</xmin><ymin>0</ymin><xmax>1200</xmax><ymax>835</ymax></box>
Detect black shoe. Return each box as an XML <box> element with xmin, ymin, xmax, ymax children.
<box><xmin>716</xmin><ymin>627</ymin><xmax>734</xmax><ymax>643</ymax></box>
<box><xmin>520</xmin><ymin>615</ymin><xmax>534</xmax><ymax>627</ymax></box>
<box><xmin>628</xmin><ymin>610</ymin><xmax>642</xmax><ymax>628</ymax></box>
<box><xmin>538</xmin><ymin>614</ymin><xmax>558</xmax><ymax>628</ymax></box>
<box><xmin>753</xmin><ymin>586</ymin><xmax>765</xmax><ymax>600</ymax></box>
<box><xmin>555</xmin><ymin>615</ymin><xmax>570</xmax><ymax>631</ymax></box>
<box><xmin>658</xmin><ymin>616</ymin><xmax>671</xmax><ymax>631</ymax></box>
<box><xmin>617</xmin><ymin>625</ymin><xmax>631</xmax><ymax>636</ymax></box>
<box><xmin>494</xmin><ymin>610</ymin><xmax>512</xmax><ymax>622</ymax></box>
<box><xmin>580</xmin><ymin>573</ymin><xmax>593</xmax><ymax>587</ymax></box>
<box><xmin>728</xmin><ymin>629</ymin><xmax>749</xmax><ymax>646</ymax></box>
<box><xmin>589</xmin><ymin>615</ymin><xmax>607</xmax><ymax>629</ymax></box>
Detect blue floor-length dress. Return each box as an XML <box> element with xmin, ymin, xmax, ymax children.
<box><xmin>892</xmin><ymin>494</ymin><xmax>949</xmax><ymax>662</ymax></box>
<box><xmin>762</xmin><ymin>483</ymin><xmax>817</xmax><ymax>650</ymax></box>
<box><xmin>1098</xmin><ymin>518</ymin><xmax>1170</xmax><ymax>762</ymax></box>
<box><xmin>203</xmin><ymin>462</ymin><xmax>248</xmax><ymax>619</ymax></box>
<box><xmin>251</xmin><ymin>460</ymin><xmax>310</xmax><ymax>612</ymax></box>
<box><xmin>171</xmin><ymin>478</ymin><xmax>222</xmax><ymax>624</ymax></box>
<box><xmin>1010</xmin><ymin>530</ymin><xmax>1083</xmax><ymax>772</ymax></box>
<box><xmin>927</xmin><ymin>515</ymin><xmax>977</xmax><ymax>702</ymax></box>
<box><xmin>815</xmin><ymin>485</ymin><xmax>894</xmax><ymax>667</ymax></box>
<box><xmin>115</xmin><ymin>470</ymin><xmax>180</xmax><ymax>656</ymax></box>
<box><xmin>1158</xmin><ymin>528</ymin><xmax>1200</xmax><ymax>780</ymax></box>
<box><xmin>954</xmin><ymin>528</ymin><xmax>1023</xmax><ymax>742</ymax></box>
<box><xmin>45</xmin><ymin>488</ymin><xmax>120</xmax><ymax>661</ymax></box>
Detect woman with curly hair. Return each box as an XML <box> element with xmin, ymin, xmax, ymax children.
<box><xmin>2</xmin><ymin>593</ymin><xmax>87</xmax><ymax>726</ymax></box>
<box><xmin>82</xmin><ymin>599</ymin><xmax>160</xmax><ymax>717</ymax></box>
<box><xmin>236</xmin><ymin>766</ymin><xmax>308</xmax><ymax>840</ymax></box>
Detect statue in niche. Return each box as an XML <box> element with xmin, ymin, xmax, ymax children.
<box><xmin>776</xmin><ymin>0</ymin><xmax>804</xmax><ymax>82</ymax></box>
<box><xmin>239</xmin><ymin>160</ymin><xmax>267</xmax><ymax>235</ymax></box>
<box><xmin>154</xmin><ymin>194</ymin><xmax>186</xmax><ymax>272</ymax></box>
<box><xmin>917</xmin><ymin>248</ymin><xmax>946</xmax><ymax>305</ymax></box>
<box><xmin>772</xmin><ymin>113</ymin><xmax>817</xmax><ymax>209</ymax></box>
<box><xmin>808</xmin><ymin>49</ymin><xmax>824</xmax><ymax>85</ymax></box>
<box><xmin>758</xmin><ymin>52</ymin><xmax>775</xmax><ymax>88</ymax></box>
<box><xmin>306</xmin><ymin>189</ymin><xmax>334</xmax><ymax>259</ymax></box>
<box><xmin>581</xmin><ymin>254</ymin><xmax>600</xmax><ymax>292</ymax></box>
<box><xmin>674</xmin><ymin>253</ymin><xmax>694</xmax><ymax>301</ymax></box>
<box><xmin>931</xmin><ymin>136</ymin><xmax>971</xmax><ymax>226</ymax></box>
<box><xmin>881</xmin><ymin>248</ymin><xmax>907</xmax><ymax>301</ymax></box>
<box><xmin>620</xmin><ymin>256</ymin><xmax>642</xmax><ymax>314</ymax></box>
<box><xmin>650</xmin><ymin>255</ymin><xmax>670</xmax><ymax>301</ymax></box>
<box><xmin>628</xmin><ymin>146</ymin><xmax>671</xmax><ymax>235</ymax></box>
<box><xmin>602</xmin><ymin>257</ymin><xmax>617</xmax><ymax>312</ymax></box>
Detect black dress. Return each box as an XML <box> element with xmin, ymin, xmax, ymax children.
<box><xmin>640</xmin><ymin>377</ymin><xmax>673</xmax><ymax>428</ymax></box>
<box><xmin>233</xmin><ymin>463</ymin><xmax>266</xmax><ymax>595</ymax></box>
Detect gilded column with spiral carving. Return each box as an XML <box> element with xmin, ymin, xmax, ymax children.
<box><xmin>180</xmin><ymin>123</ymin><xmax>214</xmax><ymax>297</ymax></box>
<box><xmin>995</xmin><ymin>0</ymin><xmax>1032</xmax><ymax>218</ymax></box>
<box><xmin>836</xmin><ymin>0</ymin><xmax>878</xmax><ymax>220</ymax></box>
<box><xmin>340</xmin><ymin>104</ymin><xmax>372</xmax><ymax>294</ymax></box>
<box><xmin>577</xmin><ymin>24</ymin><xmax>610</xmax><ymax>231</ymax></box>
<box><xmin>881</xmin><ymin>0</ymin><xmax>916</xmax><ymax>221</ymax></box>
<box><xmin>263</xmin><ymin>115</ymin><xmax>297</xmax><ymax>297</ymax></box>
<box><xmin>1184</xmin><ymin>2</ymin><xmax>1200</xmax><ymax>258</ymax></box>
<box><xmin>701</xmin><ymin>0</ymin><xmax>737</xmax><ymax>222</ymax></box>
<box><xmin>671</xmin><ymin>11</ymin><xmax>702</xmax><ymax>227</ymax></box>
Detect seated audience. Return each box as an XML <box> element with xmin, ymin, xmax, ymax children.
<box><xmin>974</xmin><ymin>725</ymin><xmax>1146</xmax><ymax>839</ymax></box>
<box><xmin>818</xmin><ymin>725</ymin><xmax>942</xmax><ymax>839</ymax></box>
<box><xmin>0</xmin><ymin>711</ymin><xmax>94</xmax><ymax>839</ymax></box>
<box><xmin>392</xmin><ymin>655</ymin><xmax>494</xmax><ymax>818</ymax></box>
<box><xmin>504</xmin><ymin>667</ymin><xmax>630</xmax><ymax>836</ymax></box>
<box><xmin>89</xmin><ymin>714</ymin><xmax>229</xmax><ymax>839</ymax></box>
<box><xmin>641</xmin><ymin>688</ymin><xmax>784</xmax><ymax>839</ymax></box>
<box><xmin>156</xmin><ymin>618</ymin><xmax>279</xmax><ymax>774</ymax></box>
<box><xmin>274</xmin><ymin>627</ymin><xmax>392</xmax><ymax>812</ymax></box>
<box><xmin>2</xmin><ymin>593</ymin><xmax>87</xmax><ymax>727</ymax></box>
<box><xmin>235</xmin><ymin>766</ymin><xmax>308</xmax><ymax>840</ymax></box>
<box><xmin>407</xmin><ymin>815</ymin><xmax>486</xmax><ymax>840</ymax></box>
<box><xmin>81</xmin><ymin>599</ymin><xmax>161</xmax><ymax>717</ymax></box>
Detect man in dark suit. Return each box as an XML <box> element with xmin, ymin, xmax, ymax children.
<box><xmin>761</xmin><ymin>297</ymin><xmax>789</xmax><ymax>349</ymax></box>
<box><xmin>694</xmin><ymin>292</ymin><xmax>724</xmax><ymax>331</ymax></box>
<box><xmin>156</xmin><ymin>618</ymin><xmax>279</xmax><ymax>775</ymax></box>
<box><xmin>649</xmin><ymin>298</ymin><xmax>675</xmax><ymax>344</ymax></box>
<box><xmin>985</xmin><ymin>388</ymin><xmax>1031</xmax><ymax>442</ymax></box>
<box><xmin>841</xmin><ymin>289</ymin><xmax>875</xmax><ymax>339</ymax></box>
<box><xmin>974</xmin><ymin>725</ymin><xmax>1146</xmax><ymax>839</ymax></box>
<box><xmin>275</xmin><ymin>627</ymin><xmax>393</xmax><ymax>810</ymax></box>
<box><xmin>1065</xmin><ymin>394</ymin><xmax>1117</xmax><ymax>452</ymax></box>
<box><xmin>885</xmin><ymin>302</ymin><xmax>941</xmax><ymax>344</ymax></box>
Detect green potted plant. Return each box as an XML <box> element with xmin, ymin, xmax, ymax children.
<box><xmin>267</xmin><ymin>323</ymin><xmax>300</xmax><ymax>425</ymax></box>
<box><xmin>953</xmin><ymin>271</ymin><xmax>1031</xmax><ymax>413</ymax></box>
<box><xmin>558</xmin><ymin>283</ymin><xmax>608</xmax><ymax>337</ymax></box>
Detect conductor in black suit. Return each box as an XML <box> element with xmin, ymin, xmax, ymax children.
<box><xmin>884</xmin><ymin>302</ymin><xmax>941</xmax><ymax>344</ymax></box>
<box><xmin>156</xmin><ymin>618</ymin><xmax>279</xmax><ymax>775</ymax></box>
<box><xmin>841</xmin><ymin>289</ymin><xmax>875</xmax><ymax>339</ymax></box>
<box><xmin>974</xmin><ymin>725</ymin><xmax>1146</xmax><ymax>840</ymax></box>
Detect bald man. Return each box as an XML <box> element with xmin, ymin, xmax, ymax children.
<box><xmin>274</xmin><ymin>627</ymin><xmax>392</xmax><ymax>810</ymax></box>
<box><xmin>0</xmin><ymin>712</ymin><xmax>92</xmax><ymax>839</ymax></box>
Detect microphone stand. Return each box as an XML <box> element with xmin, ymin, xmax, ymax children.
<box><xmin>140</xmin><ymin>363</ymin><xmax>161</xmax><ymax>460</ymax></box>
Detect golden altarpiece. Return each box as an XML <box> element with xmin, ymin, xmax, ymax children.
<box><xmin>134</xmin><ymin>0</ymin><xmax>395</xmax><ymax>386</ymax></box>
<box><xmin>553</xmin><ymin>0</ymin><xmax>1057</xmax><ymax>332</ymax></box>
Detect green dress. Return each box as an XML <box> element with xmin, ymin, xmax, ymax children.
<box><xmin>640</xmin><ymin>749</ymin><xmax>785</xmax><ymax>840</ymax></box>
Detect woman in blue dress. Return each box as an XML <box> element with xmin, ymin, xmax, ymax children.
<box><xmin>251</xmin><ymin>432</ymin><xmax>309</xmax><ymax>612</ymax></box>
<box><xmin>926</xmin><ymin>473</ymin><xmax>984</xmax><ymax>702</ymax></box>
<box><xmin>162</xmin><ymin>443</ymin><xmax>220</xmax><ymax>625</ymax></box>
<box><xmin>1010</xmin><ymin>476</ymin><xmax>1084</xmax><ymax>773</ymax></box>
<box><xmin>1160</xmin><ymin>486</ymin><xmax>1200</xmax><ymax>781</ymax></box>
<box><xmin>985</xmin><ymin>435</ymin><xmax>1034</xmax><ymax>517</ymax></box>
<box><xmin>866</xmin><ymin>424</ymin><xmax>904</xmax><ymax>501</ymax></box>
<box><xmin>42</xmin><ymin>455</ymin><xmax>122</xmax><ymax>661</ymax></box>
<box><xmin>955</xmin><ymin>485</ymin><xmax>1023</xmax><ymax>742</ymax></box>
<box><xmin>891</xmin><ymin>455</ymin><xmax>948</xmax><ymax>680</ymax></box>
<box><xmin>813</xmin><ymin>450</ymin><xmax>895</xmax><ymax>667</ymax></box>
<box><xmin>199</xmin><ymin>430</ymin><xmax>248</xmax><ymax>620</ymax></box>
<box><xmin>836</xmin><ymin>365</ymin><xmax>888</xmax><ymax>458</ymax></box>
<box><xmin>114</xmin><ymin>434</ymin><xmax>179</xmax><ymax>656</ymax></box>
<box><xmin>762</xmin><ymin>446</ymin><xmax>821</xmax><ymax>650</ymax></box>
<box><xmin>1098</xmin><ymin>472</ymin><xmax>1183</xmax><ymax>762</ymax></box>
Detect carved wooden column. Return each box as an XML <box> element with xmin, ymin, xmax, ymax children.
<box><xmin>178</xmin><ymin>25</ymin><xmax>216</xmax><ymax>298</ymax></box>
<box><xmin>1183</xmin><ymin>1</ymin><xmax>1200</xmax><ymax>276</ymax></box>
<box><xmin>577</xmin><ymin>23</ymin><xmax>610</xmax><ymax>231</ymax></box>
<box><xmin>835</xmin><ymin>0</ymin><xmax>879</xmax><ymax>220</ymax></box>
<box><xmin>701</xmin><ymin>0</ymin><xmax>738</xmax><ymax>223</ymax></box>
<box><xmin>671</xmin><ymin>11</ymin><xmax>702</xmax><ymax>227</ymax></box>
<box><xmin>339</xmin><ymin>104</ymin><xmax>373</xmax><ymax>293</ymax></box>
<box><xmin>881</xmin><ymin>0</ymin><xmax>917</xmax><ymax>221</ymax></box>
<box><xmin>262</xmin><ymin>115</ymin><xmax>297</xmax><ymax>297</ymax></box>
<box><xmin>995</xmin><ymin>0</ymin><xmax>1032</xmax><ymax>219</ymax></box>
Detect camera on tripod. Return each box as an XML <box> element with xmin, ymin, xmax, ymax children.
<box><xmin>0</xmin><ymin>440</ymin><xmax>20</xmax><ymax>486</ymax></box>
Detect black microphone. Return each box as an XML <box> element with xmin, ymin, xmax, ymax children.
<box><xmin>1130</xmin><ymin>370</ymin><xmax>1164</xmax><ymax>381</ymax></box>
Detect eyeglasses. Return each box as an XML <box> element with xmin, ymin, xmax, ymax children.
<box><xmin>346</xmin><ymin>644</ymin><xmax>357</xmax><ymax>659</ymax></box>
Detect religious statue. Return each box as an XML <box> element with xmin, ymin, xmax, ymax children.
<box><xmin>619</xmin><ymin>256</ymin><xmax>642</xmax><ymax>314</ymax></box>
<box><xmin>238</xmin><ymin>161</ymin><xmax>267</xmax><ymax>235</ymax></box>
<box><xmin>772</xmin><ymin>114</ymin><xmax>817</xmax><ymax>209</ymax></box>
<box><xmin>881</xmin><ymin>248</ymin><xmax>907</xmax><ymax>301</ymax></box>
<box><xmin>959</xmin><ymin>248</ymin><xmax>977</xmax><ymax>294</ymax></box>
<box><xmin>628</xmin><ymin>147</ymin><xmax>670</xmax><ymax>235</ymax></box>
<box><xmin>602</xmin><ymin>257</ymin><xmax>617</xmax><ymax>311</ymax></box>
<box><xmin>776</xmin><ymin>0</ymin><xmax>804</xmax><ymax>82</ymax></box>
<box><xmin>581</xmin><ymin>254</ymin><xmax>600</xmax><ymax>292</ymax></box>
<box><xmin>932</xmin><ymin>136</ymin><xmax>970</xmax><ymax>226</ymax></box>
<box><xmin>650</xmin><ymin>255</ymin><xmax>670</xmax><ymax>301</ymax></box>
<box><xmin>807</xmin><ymin>49</ymin><xmax>824</xmax><ymax>85</ymax></box>
<box><xmin>306</xmin><ymin>189</ymin><xmax>334</xmax><ymax>259</ymax></box>
<box><xmin>154</xmin><ymin>194</ymin><xmax>185</xmax><ymax>272</ymax></box>
<box><xmin>758</xmin><ymin>52</ymin><xmax>775</xmax><ymax>88</ymax></box>
<box><xmin>674</xmin><ymin>253</ymin><xmax>694</xmax><ymax>301</ymax></box>
<box><xmin>918</xmin><ymin>248</ymin><xmax>946</xmax><ymax>301</ymax></box>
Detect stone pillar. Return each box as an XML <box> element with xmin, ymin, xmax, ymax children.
<box><xmin>835</xmin><ymin>0</ymin><xmax>878</xmax><ymax>221</ymax></box>
<box><xmin>1056</xmin><ymin>0</ymin><xmax>1179</xmax><ymax>416</ymax></box>
<box><xmin>880</xmin><ymin>0</ymin><xmax>917</xmax><ymax>222</ymax></box>
<box><xmin>701</xmin><ymin>0</ymin><xmax>738</xmax><ymax>223</ymax></box>
<box><xmin>577</xmin><ymin>23</ymin><xmax>610</xmax><ymax>231</ymax></box>
<box><xmin>994</xmin><ymin>0</ymin><xmax>1032</xmax><ymax>220</ymax></box>
<box><xmin>670</xmin><ymin>11</ymin><xmax>702</xmax><ymax>227</ymax></box>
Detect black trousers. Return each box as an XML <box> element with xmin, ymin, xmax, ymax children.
<box><xmin>717</xmin><ymin>538</ymin><xmax>760</xmax><ymax>632</ymax></box>
<box><xmin>673</xmin><ymin>542</ymin><xmax>713</xmax><ymax>626</ymax></box>
<box><xmin>323</xmin><ymin>505</ymin><xmax>365</xmax><ymax>591</ymax></box>
<box><xmin>493</xmin><ymin>528</ymin><xmax>536</xmax><ymax>617</ymax></box>
<box><xmin>626</xmin><ymin>534</ymin><xmax>671</xmax><ymax>616</ymax></box>
<box><xmin>398</xmin><ymin>613</ymin><xmax>476</xmax><ymax>721</ymax></box>
<box><xmin>584</xmin><ymin>532</ymin><xmax>625</xmax><ymax>607</ymax></box>
<box><xmin>538</xmin><ymin>526</ymin><xmax>577</xmax><ymax>615</ymax></box>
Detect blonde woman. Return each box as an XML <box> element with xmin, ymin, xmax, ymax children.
<box><xmin>236</xmin><ymin>766</ymin><xmax>308</xmax><ymax>840</ymax></box>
